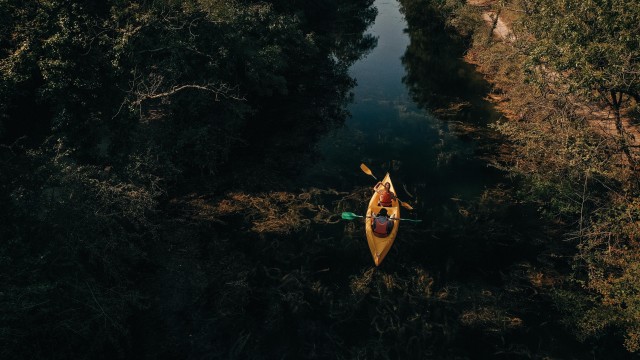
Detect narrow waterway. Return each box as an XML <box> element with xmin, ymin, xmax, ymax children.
<box><xmin>293</xmin><ymin>1</ymin><xmax>585</xmax><ymax>357</ymax></box>
<box><xmin>295</xmin><ymin>0</ymin><xmax>524</xmax><ymax>293</ymax></box>
<box><xmin>300</xmin><ymin>0</ymin><xmax>502</xmax><ymax>218</ymax></box>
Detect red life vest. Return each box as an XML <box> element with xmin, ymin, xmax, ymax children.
<box><xmin>372</xmin><ymin>217</ymin><xmax>390</xmax><ymax>236</ymax></box>
<box><xmin>379</xmin><ymin>191</ymin><xmax>393</xmax><ymax>207</ymax></box>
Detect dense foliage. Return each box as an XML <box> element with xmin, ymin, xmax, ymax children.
<box><xmin>0</xmin><ymin>0</ymin><xmax>376</xmax><ymax>358</ymax></box>
<box><xmin>522</xmin><ymin>0</ymin><xmax>640</xmax><ymax>167</ymax></box>
<box><xmin>441</xmin><ymin>0</ymin><xmax>640</xmax><ymax>353</ymax></box>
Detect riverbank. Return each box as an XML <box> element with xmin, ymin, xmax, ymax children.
<box><xmin>458</xmin><ymin>0</ymin><xmax>640</xmax><ymax>354</ymax></box>
<box><xmin>466</xmin><ymin>0</ymin><xmax>640</xmax><ymax>154</ymax></box>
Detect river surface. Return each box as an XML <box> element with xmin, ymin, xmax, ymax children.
<box><xmin>292</xmin><ymin>1</ymin><xmax>582</xmax><ymax>357</ymax></box>
<box><xmin>300</xmin><ymin>0</ymin><xmax>501</xmax><ymax>226</ymax></box>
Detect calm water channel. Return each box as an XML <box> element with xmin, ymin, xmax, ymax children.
<box><xmin>300</xmin><ymin>0</ymin><xmax>501</xmax><ymax>214</ymax></box>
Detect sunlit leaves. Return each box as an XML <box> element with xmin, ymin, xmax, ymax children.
<box><xmin>478</xmin><ymin>0</ymin><xmax>640</xmax><ymax>353</ymax></box>
<box><xmin>523</xmin><ymin>0</ymin><xmax>640</xmax><ymax>99</ymax></box>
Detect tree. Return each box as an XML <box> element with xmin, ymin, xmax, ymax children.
<box><xmin>468</xmin><ymin>0</ymin><xmax>640</xmax><ymax>352</ymax></box>
<box><xmin>522</xmin><ymin>0</ymin><xmax>640</xmax><ymax>168</ymax></box>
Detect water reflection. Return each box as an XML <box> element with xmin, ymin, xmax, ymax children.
<box><xmin>399</xmin><ymin>0</ymin><xmax>498</xmax><ymax>125</ymax></box>
<box><xmin>225</xmin><ymin>0</ymin><xmax>379</xmax><ymax>192</ymax></box>
<box><xmin>299</xmin><ymin>0</ymin><xmax>502</xmax><ymax>215</ymax></box>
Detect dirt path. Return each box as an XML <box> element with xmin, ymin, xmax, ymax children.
<box><xmin>481</xmin><ymin>12</ymin><xmax>514</xmax><ymax>42</ymax></box>
<box><xmin>468</xmin><ymin>0</ymin><xmax>514</xmax><ymax>42</ymax></box>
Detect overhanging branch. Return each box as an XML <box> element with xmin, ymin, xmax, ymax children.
<box><xmin>133</xmin><ymin>83</ymin><xmax>245</xmax><ymax>105</ymax></box>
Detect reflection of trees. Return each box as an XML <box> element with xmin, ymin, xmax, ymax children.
<box><xmin>253</xmin><ymin>0</ymin><xmax>378</xmax><ymax>130</ymax></box>
<box><xmin>326</xmin><ymin>0</ymin><xmax>379</xmax><ymax>66</ymax></box>
<box><xmin>272</xmin><ymin>0</ymin><xmax>379</xmax><ymax>65</ymax></box>
<box><xmin>398</xmin><ymin>0</ymin><xmax>494</xmax><ymax>123</ymax></box>
<box><xmin>235</xmin><ymin>0</ymin><xmax>379</xmax><ymax>189</ymax></box>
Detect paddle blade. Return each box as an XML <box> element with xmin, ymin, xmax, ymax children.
<box><xmin>341</xmin><ymin>212</ymin><xmax>362</xmax><ymax>220</ymax></box>
<box><xmin>399</xmin><ymin>200</ymin><xmax>414</xmax><ymax>210</ymax></box>
<box><xmin>360</xmin><ymin>163</ymin><xmax>377</xmax><ymax>180</ymax></box>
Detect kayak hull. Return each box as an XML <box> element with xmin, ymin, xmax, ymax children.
<box><xmin>365</xmin><ymin>173</ymin><xmax>400</xmax><ymax>266</ymax></box>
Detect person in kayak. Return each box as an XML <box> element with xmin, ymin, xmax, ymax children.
<box><xmin>374</xmin><ymin>181</ymin><xmax>397</xmax><ymax>207</ymax></box>
<box><xmin>371</xmin><ymin>208</ymin><xmax>395</xmax><ymax>237</ymax></box>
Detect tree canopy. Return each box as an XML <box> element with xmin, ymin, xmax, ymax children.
<box><xmin>447</xmin><ymin>0</ymin><xmax>640</xmax><ymax>353</ymax></box>
<box><xmin>524</xmin><ymin>0</ymin><xmax>640</xmax><ymax>100</ymax></box>
<box><xmin>522</xmin><ymin>0</ymin><xmax>640</xmax><ymax>165</ymax></box>
<box><xmin>0</xmin><ymin>1</ymin><xmax>377</xmax><ymax>358</ymax></box>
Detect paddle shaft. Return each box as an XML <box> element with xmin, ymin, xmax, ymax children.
<box><xmin>343</xmin><ymin>213</ymin><xmax>422</xmax><ymax>222</ymax></box>
<box><xmin>360</xmin><ymin>163</ymin><xmax>377</xmax><ymax>181</ymax></box>
<box><xmin>370</xmin><ymin>216</ymin><xmax>422</xmax><ymax>222</ymax></box>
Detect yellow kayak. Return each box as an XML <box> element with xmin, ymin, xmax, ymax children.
<box><xmin>365</xmin><ymin>172</ymin><xmax>400</xmax><ymax>266</ymax></box>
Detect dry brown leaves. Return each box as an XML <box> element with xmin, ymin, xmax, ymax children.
<box><xmin>174</xmin><ymin>187</ymin><xmax>364</xmax><ymax>235</ymax></box>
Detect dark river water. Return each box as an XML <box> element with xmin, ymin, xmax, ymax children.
<box><xmin>299</xmin><ymin>0</ymin><xmax>501</xmax><ymax>217</ymax></box>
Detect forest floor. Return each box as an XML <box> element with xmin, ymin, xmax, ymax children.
<box><xmin>466</xmin><ymin>0</ymin><xmax>640</xmax><ymax>159</ymax></box>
